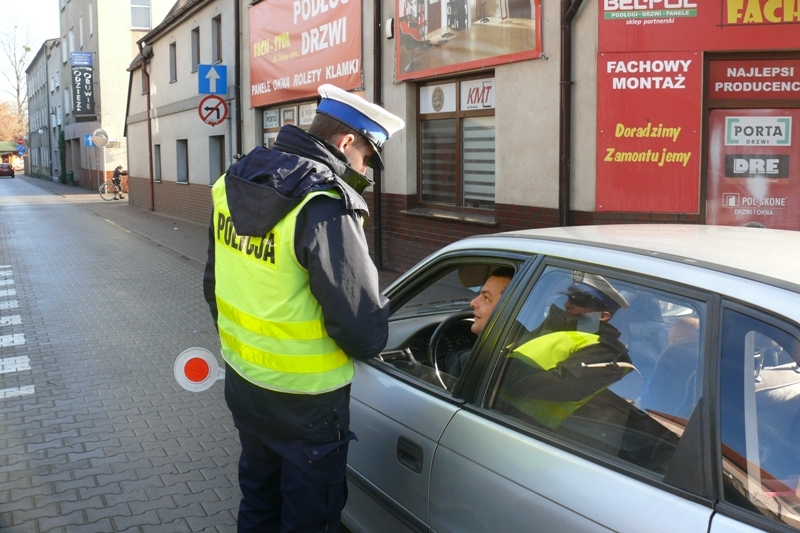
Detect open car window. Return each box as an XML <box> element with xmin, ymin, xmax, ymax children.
<box><xmin>488</xmin><ymin>265</ymin><xmax>708</xmax><ymax>480</ymax></box>
<box><xmin>378</xmin><ymin>261</ymin><xmax>518</xmax><ymax>391</ymax></box>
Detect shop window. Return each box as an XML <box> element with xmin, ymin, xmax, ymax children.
<box><xmin>261</xmin><ymin>101</ymin><xmax>317</xmax><ymax>148</ymax></box>
<box><xmin>419</xmin><ymin>76</ymin><xmax>496</xmax><ymax>210</ymax></box>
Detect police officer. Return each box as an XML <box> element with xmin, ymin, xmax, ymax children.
<box><xmin>203</xmin><ymin>84</ymin><xmax>404</xmax><ymax>533</ymax></box>
<box><xmin>500</xmin><ymin>273</ymin><xmax>633</xmax><ymax>429</ymax></box>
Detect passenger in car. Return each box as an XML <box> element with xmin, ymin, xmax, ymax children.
<box><xmin>498</xmin><ymin>274</ymin><xmax>633</xmax><ymax>429</ymax></box>
<box><xmin>639</xmin><ymin>317</ymin><xmax>701</xmax><ymax>419</ymax></box>
<box><xmin>443</xmin><ymin>266</ymin><xmax>515</xmax><ymax>377</ymax></box>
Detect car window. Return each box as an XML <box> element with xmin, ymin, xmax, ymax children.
<box><xmin>719</xmin><ymin>308</ymin><xmax>800</xmax><ymax>531</ymax></box>
<box><xmin>379</xmin><ymin>261</ymin><xmax>518</xmax><ymax>391</ymax></box>
<box><xmin>488</xmin><ymin>265</ymin><xmax>707</xmax><ymax>477</ymax></box>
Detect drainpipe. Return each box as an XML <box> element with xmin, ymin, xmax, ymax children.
<box><xmin>44</xmin><ymin>44</ymin><xmax>54</xmax><ymax>179</ymax></box>
<box><xmin>137</xmin><ymin>42</ymin><xmax>155</xmax><ymax>211</ymax></box>
<box><xmin>234</xmin><ymin>0</ymin><xmax>243</xmax><ymax>157</ymax></box>
<box><xmin>372</xmin><ymin>0</ymin><xmax>384</xmax><ymax>269</ymax></box>
<box><xmin>558</xmin><ymin>0</ymin><xmax>584</xmax><ymax>227</ymax></box>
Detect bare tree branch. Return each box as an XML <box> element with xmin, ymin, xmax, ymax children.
<box><xmin>0</xmin><ymin>25</ymin><xmax>34</xmax><ymax>139</ymax></box>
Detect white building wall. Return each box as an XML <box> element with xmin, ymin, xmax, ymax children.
<box><xmin>128</xmin><ymin>0</ymin><xmax>239</xmax><ymax>187</ymax></box>
<box><xmin>58</xmin><ymin>0</ymin><xmax>173</xmax><ymax>179</ymax></box>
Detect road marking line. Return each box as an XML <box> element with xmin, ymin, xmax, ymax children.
<box><xmin>0</xmin><ymin>315</ymin><xmax>22</xmax><ymax>326</ymax></box>
<box><xmin>0</xmin><ymin>385</ymin><xmax>35</xmax><ymax>398</ymax></box>
<box><xmin>0</xmin><ymin>265</ymin><xmax>10</xmax><ymax>269</ymax></box>
<box><xmin>0</xmin><ymin>356</ymin><xmax>30</xmax><ymax>374</ymax></box>
<box><xmin>0</xmin><ymin>279</ymin><xmax>14</xmax><ymax>286</ymax></box>
<box><xmin>0</xmin><ymin>289</ymin><xmax>17</xmax><ymax>297</ymax></box>
<box><xmin>0</xmin><ymin>270</ymin><xmax>11</xmax><ymax>277</ymax></box>
<box><xmin>0</xmin><ymin>333</ymin><xmax>25</xmax><ymax>347</ymax></box>
<box><xmin>0</xmin><ymin>301</ymin><xmax>19</xmax><ymax>310</ymax></box>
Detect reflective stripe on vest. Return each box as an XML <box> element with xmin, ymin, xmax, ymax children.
<box><xmin>211</xmin><ymin>177</ymin><xmax>354</xmax><ymax>394</ymax></box>
<box><xmin>504</xmin><ymin>331</ymin><xmax>601</xmax><ymax>428</ymax></box>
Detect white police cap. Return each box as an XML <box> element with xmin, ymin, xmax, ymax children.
<box><xmin>316</xmin><ymin>84</ymin><xmax>404</xmax><ymax>170</ymax></box>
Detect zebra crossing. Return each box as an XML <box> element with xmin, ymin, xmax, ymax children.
<box><xmin>0</xmin><ymin>264</ymin><xmax>32</xmax><ymax>399</ymax></box>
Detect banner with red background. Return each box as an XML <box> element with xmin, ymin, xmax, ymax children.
<box><xmin>596</xmin><ymin>52</ymin><xmax>701</xmax><ymax>212</ymax></box>
<box><xmin>596</xmin><ymin>0</ymin><xmax>800</xmax><ymax>214</ymax></box>
<box><xmin>706</xmin><ymin>109</ymin><xmax>800</xmax><ymax>229</ymax></box>
<box><xmin>249</xmin><ymin>0</ymin><xmax>362</xmax><ymax>107</ymax></box>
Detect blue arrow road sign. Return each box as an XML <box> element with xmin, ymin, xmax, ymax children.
<box><xmin>198</xmin><ymin>64</ymin><xmax>227</xmax><ymax>95</ymax></box>
<box><xmin>84</xmin><ymin>134</ymin><xmax>96</xmax><ymax>147</ymax></box>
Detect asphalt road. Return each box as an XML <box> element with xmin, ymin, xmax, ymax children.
<box><xmin>0</xmin><ymin>176</ymin><xmax>320</xmax><ymax>532</ymax></box>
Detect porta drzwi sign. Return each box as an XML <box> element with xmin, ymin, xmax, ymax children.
<box><xmin>71</xmin><ymin>52</ymin><xmax>95</xmax><ymax>116</ymax></box>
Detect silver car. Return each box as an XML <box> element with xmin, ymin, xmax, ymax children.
<box><xmin>342</xmin><ymin>224</ymin><xmax>800</xmax><ymax>533</ymax></box>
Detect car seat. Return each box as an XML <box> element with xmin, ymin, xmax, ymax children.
<box><xmin>626</xmin><ymin>294</ymin><xmax>670</xmax><ymax>381</ymax></box>
<box><xmin>640</xmin><ymin>340</ymin><xmax>701</xmax><ymax>420</ymax></box>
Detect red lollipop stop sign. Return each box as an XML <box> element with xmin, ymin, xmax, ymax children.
<box><xmin>174</xmin><ymin>347</ymin><xmax>225</xmax><ymax>392</ymax></box>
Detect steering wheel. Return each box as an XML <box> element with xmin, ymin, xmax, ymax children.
<box><xmin>428</xmin><ymin>310</ymin><xmax>475</xmax><ymax>376</ymax></box>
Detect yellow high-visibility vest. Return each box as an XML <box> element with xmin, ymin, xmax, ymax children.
<box><xmin>504</xmin><ymin>331</ymin><xmax>604</xmax><ymax>428</ymax></box>
<box><xmin>211</xmin><ymin>177</ymin><xmax>354</xmax><ymax>394</ymax></box>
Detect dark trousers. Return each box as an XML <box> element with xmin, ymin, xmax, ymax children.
<box><xmin>236</xmin><ymin>425</ymin><xmax>353</xmax><ymax>533</ymax></box>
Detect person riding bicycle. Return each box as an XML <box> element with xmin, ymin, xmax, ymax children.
<box><xmin>112</xmin><ymin>165</ymin><xmax>127</xmax><ymax>200</ymax></box>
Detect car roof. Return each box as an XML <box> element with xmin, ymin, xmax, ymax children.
<box><xmin>456</xmin><ymin>224</ymin><xmax>800</xmax><ymax>287</ymax></box>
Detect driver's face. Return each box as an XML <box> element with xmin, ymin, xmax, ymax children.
<box><xmin>470</xmin><ymin>276</ymin><xmax>511</xmax><ymax>335</ymax></box>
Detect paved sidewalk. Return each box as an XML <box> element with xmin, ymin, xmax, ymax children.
<box><xmin>1</xmin><ymin>175</ymin><xmax>403</xmax><ymax>532</ymax></box>
<box><xmin>18</xmin><ymin>176</ymin><xmax>402</xmax><ymax>287</ymax></box>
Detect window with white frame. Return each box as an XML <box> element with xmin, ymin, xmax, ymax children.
<box><xmin>191</xmin><ymin>27</ymin><xmax>200</xmax><ymax>72</ymax></box>
<box><xmin>154</xmin><ymin>144</ymin><xmax>162</xmax><ymax>182</ymax></box>
<box><xmin>169</xmin><ymin>43</ymin><xmax>177</xmax><ymax>82</ymax></box>
<box><xmin>62</xmin><ymin>36</ymin><xmax>67</xmax><ymax>63</ymax></box>
<box><xmin>131</xmin><ymin>0</ymin><xmax>151</xmax><ymax>30</ymax></box>
<box><xmin>176</xmin><ymin>140</ymin><xmax>189</xmax><ymax>183</ymax></box>
<box><xmin>89</xmin><ymin>1</ymin><xmax>94</xmax><ymax>35</ymax></box>
<box><xmin>418</xmin><ymin>76</ymin><xmax>496</xmax><ymax>210</ymax></box>
<box><xmin>212</xmin><ymin>16</ymin><xmax>222</xmax><ymax>64</ymax></box>
<box><xmin>79</xmin><ymin>16</ymin><xmax>83</xmax><ymax>48</ymax></box>
<box><xmin>69</xmin><ymin>29</ymin><xmax>75</xmax><ymax>54</ymax></box>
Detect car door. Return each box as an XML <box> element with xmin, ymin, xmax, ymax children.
<box><xmin>429</xmin><ymin>260</ymin><xmax>716</xmax><ymax>533</ymax></box>
<box><xmin>710</xmin><ymin>304</ymin><xmax>800</xmax><ymax>533</ymax></box>
<box><xmin>344</xmin><ymin>253</ymin><xmax>530</xmax><ymax>533</ymax></box>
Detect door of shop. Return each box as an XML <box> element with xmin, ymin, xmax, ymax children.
<box><xmin>704</xmin><ymin>56</ymin><xmax>800</xmax><ymax>230</ymax></box>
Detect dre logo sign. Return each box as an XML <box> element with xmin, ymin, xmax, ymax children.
<box><xmin>724</xmin><ymin>154</ymin><xmax>790</xmax><ymax>178</ymax></box>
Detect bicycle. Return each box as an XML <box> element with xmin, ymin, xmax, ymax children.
<box><xmin>99</xmin><ymin>179</ymin><xmax>124</xmax><ymax>201</ymax></box>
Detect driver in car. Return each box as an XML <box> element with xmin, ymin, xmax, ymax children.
<box><xmin>499</xmin><ymin>273</ymin><xmax>633</xmax><ymax>429</ymax></box>
<box><xmin>443</xmin><ymin>266</ymin><xmax>515</xmax><ymax>376</ymax></box>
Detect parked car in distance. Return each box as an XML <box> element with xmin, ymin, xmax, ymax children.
<box><xmin>0</xmin><ymin>163</ymin><xmax>14</xmax><ymax>178</ymax></box>
<box><xmin>343</xmin><ymin>224</ymin><xmax>800</xmax><ymax>533</ymax></box>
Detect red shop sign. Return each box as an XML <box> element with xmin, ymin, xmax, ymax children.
<box><xmin>706</xmin><ymin>108</ymin><xmax>800</xmax><ymax>230</ymax></box>
<box><xmin>709</xmin><ymin>59</ymin><xmax>800</xmax><ymax>100</ymax></box>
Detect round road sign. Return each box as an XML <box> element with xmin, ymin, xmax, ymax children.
<box><xmin>91</xmin><ymin>129</ymin><xmax>109</xmax><ymax>147</ymax></box>
<box><xmin>198</xmin><ymin>95</ymin><xmax>229</xmax><ymax>127</ymax></box>
<box><xmin>16</xmin><ymin>138</ymin><xmax>24</xmax><ymax>145</ymax></box>
<box><xmin>174</xmin><ymin>347</ymin><xmax>225</xmax><ymax>392</ymax></box>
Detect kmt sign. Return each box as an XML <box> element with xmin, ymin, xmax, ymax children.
<box><xmin>461</xmin><ymin>78</ymin><xmax>495</xmax><ymax>110</ymax></box>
